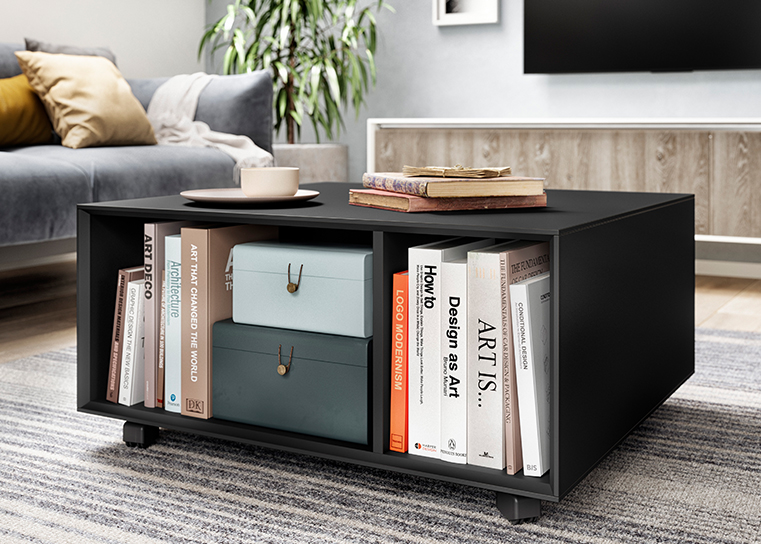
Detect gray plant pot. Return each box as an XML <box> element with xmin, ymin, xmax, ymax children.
<box><xmin>272</xmin><ymin>143</ymin><xmax>349</xmax><ymax>184</ymax></box>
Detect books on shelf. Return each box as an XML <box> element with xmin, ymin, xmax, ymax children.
<box><xmin>180</xmin><ymin>223</ymin><xmax>278</xmax><ymax>419</ymax></box>
<box><xmin>499</xmin><ymin>241</ymin><xmax>550</xmax><ymax>475</ymax></box>
<box><xmin>118</xmin><ymin>278</ymin><xmax>146</xmax><ymax>406</ymax></box>
<box><xmin>466</xmin><ymin>240</ymin><xmax>551</xmax><ymax>472</ymax></box>
<box><xmin>389</xmin><ymin>270</ymin><xmax>409</xmax><ymax>453</ymax></box>
<box><xmin>108</xmin><ymin>216</ymin><xmax>554</xmax><ymax>479</ymax></box>
<box><xmin>440</xmin><ymin>257</ymin><xmax>467</xmax><ymax>464</ymax></box>
<box><xmin>107</xmin><ymin>265</ymin><xmax>144</xmax><ymax>403</ymax></box>
<box><xmin>510</xmin><ymin>272</ymin><xmax>552</xmax><ymax>477</ymax></box>
<box><xmin>164</xmin><ymin>234</ymin><xmax>182</xmax><ymax>413</ymax></box>
<box><xmin>362</xmin><ymin>172</ymin><xmax>545</xmax><ymax>198</ymax></box>
<box><xmin>143</xmin><ymin>221</ymin><xmax>193</xmax><ymax>409</ymax></box>
<box><xmin>349</xmin><ymin>188</ymin><xmax>547</xmax><ymax>213</ymax></box>
<box><xmin>407</xmin><ymin>237</ymin><xmax>494</xmax><ymax>459</ymax></box>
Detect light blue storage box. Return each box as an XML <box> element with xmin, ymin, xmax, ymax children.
<box><xmin>233</xmin><ymin>241</ymin><xmax>373</xmax><ymax>338</ymax></box>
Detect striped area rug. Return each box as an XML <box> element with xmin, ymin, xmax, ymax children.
<box><xmin>1</xmin><ymin>328</ymin><xmax>760</xmax><ymax>543</ymax></box>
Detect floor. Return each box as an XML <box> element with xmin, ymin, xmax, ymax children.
<box><xmin>0</xmin><ymin>255</ymin><xmax>760</xmax><ymax>364</ymax></box>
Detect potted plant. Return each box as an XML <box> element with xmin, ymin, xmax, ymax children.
<box><xmin>200</xmin><ymin>0</ymin><xmax>394</xmax><ymax>182</ymax></box>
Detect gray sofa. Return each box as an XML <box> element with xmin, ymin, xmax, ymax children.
<box><xmin>0</xmin><ymin>43</ymin><xmax>273</xmax><ymax>249</ymax></box>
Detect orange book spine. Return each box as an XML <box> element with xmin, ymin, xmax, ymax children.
<box><xmin>389</xmin><ymin>271</ymin><xmax>409</xmax><ymax>452</ymax></box>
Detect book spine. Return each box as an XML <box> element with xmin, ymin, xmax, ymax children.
<box><xmin>156</xmin><ymin>269</ymin><xmax>166</xmax><ymax>408</ymax></box>
<box><xmin>129</xmin><ymin>282</ymin><xmax>146</xmax><ymax>406</ymax></box>
<box><xmin>500</xmin><ymin>254</ymin><xmax>522</xmax><ymax>475</ymax></box>
<box><xmin>107</xmin><ymin>271</ymin><xmax>127</xmax><ymax>403</ymax></box>
<box><xmin>440</xmin><ymin>260</ymin><xmax>467</xmax><ymax>464</ymax></box>
<box><xmin>362</xmin><ymin>173</ymin><xmax>428</xmax><ymax>197</ymax></box>
<box><xmin>181</xmin><ymin>228</ymin><xmax>209</xmax><ymax>419</ymax></box>
<box><xmin>143</xmin><ymin>223</ymin><xmax>157</xmax><ymax>408</ymax></box>
<box><xmin>389</xmin><ymin>271</ymin><xmax>409</xmax><ymax>453</ymax></box>
<box><xmin>164</xmin><ymin>235</ymin><xmax>182</xmax><ymax>413</ymax></box>
<box><xmin>407</xmin><ymin>248</ymin><xmax>441</xmax><ymax>458</ymax></box>
<box><xmin>466</xmin><ymin>251</ymin><xmax>505</xmax><ymax>469</ymax></box>
<box><xmin>118</xmin><ymin>280</ymin><xmax>142</xmax><ymax>406</ymax></box>
<box><xmin>501</xmin><ymin>244</ymin><xmax>551</xmax><ymax>473</ymax></box>
<box><xmin>510</xmin><ymin>276</ymin><xmax>551</xmax><ymax>477</ymax></box>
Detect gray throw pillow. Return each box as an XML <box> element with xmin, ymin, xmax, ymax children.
<box><xmin>0</xmin><ymin>43</ymin><xmax>24</xmax><ymax>78</ymax></box>
<box><xmin>24</xmin><ymin>37</ymin><xmax>117</xmax><ymax>66</ymax></box>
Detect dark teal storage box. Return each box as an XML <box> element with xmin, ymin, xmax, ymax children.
<box><xmin>212</xmin><ymin>319</ymin><xmax>371</xmax><ymax>444</ymax></box>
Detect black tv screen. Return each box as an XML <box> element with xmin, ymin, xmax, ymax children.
<box><xmin>524</xmin><ymin>0</ymin><xmax>761</xmax><ymax>74</ymax></box>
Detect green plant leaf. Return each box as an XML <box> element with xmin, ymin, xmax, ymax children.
<box><xmin>324</xmin><ymin>63</ymin><xmax>341</xmax><ymax>103</ymax></box>
<box><xmin>365</xmin><ymin>49</ymin><xmax>376</xmax><ymax>84</ymax></box>
<box><xmin>277</xmin><ymin>87</ymin><xmax>287</xmax><ymax>119</ymax></box>
<box><xmin>274</xmin><ymin>61</ymin><xmax>289</xmax><ymax>84</ymax></box>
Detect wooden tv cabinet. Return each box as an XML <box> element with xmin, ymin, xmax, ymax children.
<box><xmin>76</xmin><ymin>183</ymin><xmax>695</xmax><ymax>523</ymax></box>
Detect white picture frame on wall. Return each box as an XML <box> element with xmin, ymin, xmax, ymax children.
<box><xmin>433</xmin><ymin>0</ymin><xmax>499</xmax><ymax>26</ymax></box>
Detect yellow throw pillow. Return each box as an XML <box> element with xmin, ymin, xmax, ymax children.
<box><xmin>0</xmin><ymin>74</ymin><xmax>53</xmax><ymax>147</ymax></box>
<box><xmin>14</xmin><ymin>51</ymin><xmax>157</xmax><ymax>149</ymax></box>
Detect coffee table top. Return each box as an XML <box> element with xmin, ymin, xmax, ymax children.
<box><xmin>79</xmin><ymin>182</ymin><xmax>693</xmax><ymax>237</ymax></box>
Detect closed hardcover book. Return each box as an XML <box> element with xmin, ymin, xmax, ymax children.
<box><xmin>349</xmin><ymin>188</ymin><xmax>547</xmax><ymax>212</ymax></box>
<box><xmin>143</xmin><ymin>221</ymin><xmax>193</xmax><ymax>409</ymax></box>
<box><xmin>389</xmin><ymin>271</ymin><xmax>409</xmax><ymax>453</ymax></box>
<box><xmin>156</xmin><ymin>269</ymin><xmax>167</xmax><ymax>408</ymax></box>
<box><xmin>499</xmin><ymin>241</ymin><xmax>550</xmax><ymax>474</ymax></box>
<box><xmin>181</xmin><ymin>224</ymin><xmax>277</xmax><ymax>419</ymax></box>
<box><xmin>362</xmin><ymin>172</ymin><xmax>545</xmax><ymax>198</ymax></box>
<box><xmin>440</xmin><ymin>258</ymin><xmax>467</xmax><ymax>464</ymax></box>
<box><xmin>107</xmin><ymin>266</ymin><xmax>144</xmax><ymax>403</ymax></box>
<box><xmin>408</xmin><ymin>237</ymin><xmax>494</xmax><ymax>458</ymax></box>
<box><xmin>164</xmin><ymin>235</ymin><xmax>182</xmax><ymax>413</ymax></box>
<box><xmin>510</xmin><ymin>272</ymin><xmax>551</xmax><ymax>477</ymax></box>
<box><xmin>466</xmin><ymin>241</ymin><xmax>518</xmax><ymax>469</ymax></box>
<box><xmin>118</xmin><ymin>279</ymin><xmax>146</xmax><ymax>406</ymax></box>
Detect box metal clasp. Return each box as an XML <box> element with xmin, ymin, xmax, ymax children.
<box><xmin>277</xmin><ymin>344</ymin><xmax>294</xmax><ymax>375</ymax></box>
<box><xmin>287</xmin><ymin>263</ymin><xmax>303</xmax><ymax>293</ymax></box>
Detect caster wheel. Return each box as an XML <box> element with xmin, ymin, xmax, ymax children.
<box><xmin>122</xmin><ymin>422</ymin><xmax>159</xmax><ymax>448</ymax></box>
<box><xmin>509</xmin><ymin>516</ymin><xmax>539</xmax><ymax>525</ymax></box>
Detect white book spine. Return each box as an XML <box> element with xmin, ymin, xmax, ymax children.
<box><xmin>408</xmin><ymin>238</ymin><xmax>494</xmax><ymax>458</ymax></box>
<box><xmin>510</xmin><ymin>273</ymin><xmax>551</xmax><ymax>477</ymax></box>
<box><xmin>119</xmin><ymin>280</ymin><xmax>145</xmax><ymax>406</ymax></box>
<box><xmin>466</xmin><ymin>251</ymin><xmax>505</xmax><ymax>469</ymax></box>
<box><xmin>407</xmin><ymin>248</ymin><xmax>443</xmax><ymax>458</ymax></box>
<box><xmin>164</xmin><ymin>234</ymin><xmax>182</xmax><ymax>413</ymax></box>
<box><xmin>440</xmin><ymin>259</ymin><xmax>467</xmax><ymax>463</ymax></box>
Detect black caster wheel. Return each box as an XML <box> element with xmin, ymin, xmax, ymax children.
<box><xmin>122</xmin><ymin>422</ymin><xmax>159</xmax><ymax>448</ymax></box>
<box><xmin>496</xmin><ymin>492</ymin><xmax>541</xmax><ymax>523</ymax></box>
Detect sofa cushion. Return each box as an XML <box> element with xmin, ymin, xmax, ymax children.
<box><xmin>0</xmin><ymin>74</ymin><xmax>54</xmax><ymax>146</ymax></box>
<box><xmin>8</xmin><ymin>144</ymin><xmax>236</xmax><ymax>202</ymax></box>
<box><xmin>0</xmin><ymin>153</ymin><xmax>92</xmax><ymax>245</ymax></box>
<box><xmin>127</xmin><ymin>70</ymin><xmax>273</xmax><ymax>154</ymax></box>
<box><xmin>15</xmin><ymin>51</ymin><xmax>157</xmax><ymax>149</ymax></box>
<box><xmin>24</xmin><ymin>37</ymin><xmax>117</xmax><ymax>66</ymax></box>
<box><xmin>0</xmin><ymin>43</ymin><xmax>23</xmax><ymax>78</ymax></box>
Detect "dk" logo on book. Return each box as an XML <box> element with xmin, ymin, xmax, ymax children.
<box><xmin>186</xmin><ymin>398</ymin><xmax>204</xmax><ymax>413</ymax></box>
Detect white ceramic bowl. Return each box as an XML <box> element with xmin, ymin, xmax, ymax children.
<box><xmin>241</xmin><ymin>167</ymin><xmax>299</xmax><ymax>197</ymax></box>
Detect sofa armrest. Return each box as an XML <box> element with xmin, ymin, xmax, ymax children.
<box><xmin>127</xmin><ymin>70</ymin><xmax>273</xmax><ymax>154</ymax></box>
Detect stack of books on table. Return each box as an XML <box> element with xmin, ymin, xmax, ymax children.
<box><xmin>349</xmin><ymin>167</ymin><xmax>547</xmax><ymax>212</ymax></box>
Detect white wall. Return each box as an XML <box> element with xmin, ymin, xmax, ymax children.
<box><xmin>207</xmin><ymin>0</ymin><xmax>761</xmax><ymax>183</ymax></box>
<box><xmin>1</xmin><ymin>0</ymin><xmax>206</xmax><ymax>78</ymax></box>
